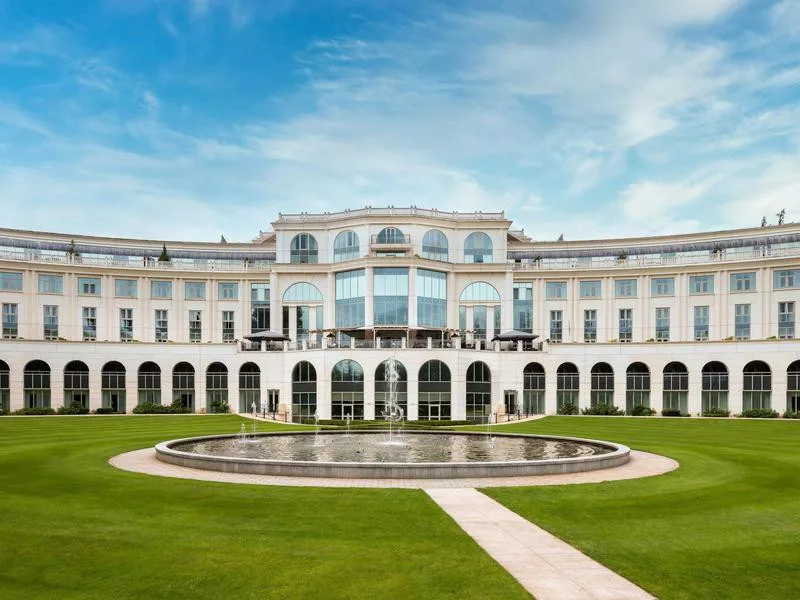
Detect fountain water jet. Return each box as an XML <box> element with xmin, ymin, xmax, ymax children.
<box><xmin>381</xmin><ymin>357</ymin><xmax>406</xmax><ymax>445</ymax></box>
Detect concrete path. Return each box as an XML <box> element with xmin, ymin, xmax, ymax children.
<box><xmin>426</xmin><ymin>488</ymin><xmax>655</xmax><ymax>600</ymax></box>
<box><xmin>110</xmin><ymin>448</ymin><xmax>677</xmax><ymax>489</ymax></box>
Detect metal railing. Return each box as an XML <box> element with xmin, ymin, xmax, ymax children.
<box><xmin>370</xmin><ymin>234</ymin><xmax>412</xmax><ymax>245</ymax></box>
<box><xmin>277</xmin><ymin>207</ymin><xmax>505</xmax><ymax>222</ymax></box>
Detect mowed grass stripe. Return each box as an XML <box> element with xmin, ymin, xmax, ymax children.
<box><xmin>0</xmin><ymin>416</ymin><xmax>528</xmax><ymax>600</ymax></box>
<box><xmin>478</xmin><ymin>417</ymin><xmax>800</xmax><ymax>600</ymax></box>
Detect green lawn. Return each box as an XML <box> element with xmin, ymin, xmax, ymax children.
<box><xmin>482</xmin><ymin>417</ymin><xmax>800</xmax><ymax>600</ymax></box>
<box><xmin>0</xmin><ymin>416</ymin><xmax>528</xmax><ymax>600</ymax></box>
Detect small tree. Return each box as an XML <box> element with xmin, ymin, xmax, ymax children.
<box><xmin>158</xmin><ymin>244</ymin><xmax>170</xmax><ymax>262</ymax></box>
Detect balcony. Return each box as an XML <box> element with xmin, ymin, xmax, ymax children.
<box><xmin>370</xmin><ymin>233</ymin><xmax>412</xmax><ymax>253</ymax></box>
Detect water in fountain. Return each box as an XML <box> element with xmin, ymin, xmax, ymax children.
<box><xmin>238</xmin><ymin>423</ymin><xmax>248</xmax><ymax>447</ymax></box>
<box><xmin>381</xmin><ymin>357</ymin><xmax>406</xmax><ymax>445</ymax></box>
<box><xmin>313</xmin><ymin>411</ymin><xmax>322</xmax><ymax>446</ymax></box>
<box><xmin>486</xmin><ymin>412</ymin><xmax>494</xmax><ymax>447</ymax></box>
<box><xmin>345</xmin><ymin>413</ymin><xmax>352</xmax><ymax>437</ymax></box>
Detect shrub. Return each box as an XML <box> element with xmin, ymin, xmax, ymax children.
<box><xmin>557</xmin><ymin>401</ymin><xmax>579</xmax><ymax>415</ymax></box>
<box><xmin>739</xmin><ymin>408</ymin><xmax>778</xmax><ymax>418</ymax></box>
<box><xmin>662</xmin><ymin>408</ymin><xmax>688</xmax><ymax>417</ymax></box>
<box><xmin>783</xmin><ymin>411</ymin><xmax>800</xmax><ymax>419</ymax></box>
<box><xmin>94</xmin><ymin>407</ymin><xmax>116</xmax><ymax>415</ymax></box>
<box><xmin>57</xmin><ymin>401</ymin><xmax>90</xmax><ymax>415</ymax></box>
<box><xmin>170</xmin><ymin>398</ymin><xmax>192</xmax><ymax>414</ymax></box>
<box><xmin>208</xmin><ymin>400</ymin><xmax>230</xmax><ymax>414</ymax></box>
<box><xmin>307</xmin><ymin>419</ymin><xmax>473</xmax><ymax>428</ymax></box>
<box><xmin>581</xmin><ymin>404</ymin><xmax>624</xmax><ymax>416</ymax></box>
<box><xmin>12</xmin><ymin>407</ymin><xmax>56</xmax><ymax>416</ymax></box>
<box><xmin>132</xmin><ymin>402</ymin><xmax>173</xmax><ymax>414</ymax></box>
<box><xmin>631</xmin><ymin>405</ymin><xmax>656</xmax><ymax>416</ymax></box>
<box><xmin>702</xmin><ymin>408</ymin><xmax>731</xmax><ymax>417</ymax></box>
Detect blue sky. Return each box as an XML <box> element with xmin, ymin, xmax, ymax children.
<box><xmin>0</xmin><ymin>0</ymin><xmax>799</xmax><ymax>242</ymax></box>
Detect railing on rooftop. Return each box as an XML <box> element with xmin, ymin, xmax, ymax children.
<box><xmin>277</xmin><ymin>207</ymin><xmax>506</xmax><ymax>222</ymax></box>
<box><xmin>370</xmin><ymin>234</ymin><xmax>412</xmax><ymax>245</ymax></box>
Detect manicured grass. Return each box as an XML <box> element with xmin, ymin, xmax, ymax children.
<box><xmin>0</xmin><ymin>416</ymin><xmax>527</xmax><ymax>600</ymax></box>
<box><xmin>481</xmin><ymin>417</ymin><xmax>800</xmax><ymax>600</ymax></box>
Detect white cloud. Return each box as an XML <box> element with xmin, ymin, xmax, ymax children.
<box><xmin>0</xmin><ymin>101</ymin><xmax>50</xmax><ymax>136</ymax></box>
<box><xmin>620</xmin><ymin>180</ymin><xmax>707</xmax><ymax>223</ymax></box>
<box><xmin>770</xmin><ymin>0</ymin><xmax>800</xmax><ymax>36</ymax></box>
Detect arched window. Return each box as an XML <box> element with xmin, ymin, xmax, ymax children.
<box><xmin>206</xmin><ymin>362</ymin><xmax>228</xmax><ymax>413</ymax></box>
<box><xmin>138</xmin><ymin>362</ymin><xmax>161</xmax><ymax>406</ymax></box>
<box><xmin>333</xmin><ymin>230</ymin><xmax>360</xmax><ymax>262</ymax></box>
<box><xmin>331</xmin><ymin>359</ymin><xmax>364</xmax><ymax>420</ymax></box>
<box><xmin>422</xmin><ymin>229</ymin><xmax>448</xmax><ymax>261</ymax></box>
<box><xmin>626</xmin><ymin>362</ymin><xmax>650</xmax><ymax>413</ymax></box>
<box><xmin>282</xmin><ymin>282</ymin><xmax>323</xmax><ymax>303</ymax></box>
<box><xmin>172</xmin><ymin>362</ymin><xmax>195</xmax><ymax>411</ymax></box>
<box><xmin>290</xmin><ymin>233</ymin><xmax>318</xmax><ymax>264</ymax></box>
<box><xmin>663</xmin><ymin>362</ymin><xmax>688</xmax><ymax>415</ymax></box>
<box><xmin>466</xmin><ymin>361</ymin><xmax>491</xmax><ymax>422</ymax></box>
<box><xmin>788</xmin><ymin>361</ymin><xmax>800</xmax><ymax>413</ymax></box>
<box><xmin>375</xmin><ymin>359</ymin><xmax>407</xmax><ymax>420</ymax></box>
<box><xmin>523</xmin><ymin>363</ymin><xmax>545</xmax><ymax>415</ymax></box>
<box><xmin>464</xmin><ymin>232</ymin><xmax>493</xmax><ymax>263</ymax></box>
<box><xmin>701</xmin><ymin>361</ymin><xmax>728</xmax><ymax>414</ymax></box>
<box><xmin>459</xmin><ymin>282</ymin><xmax>502</xmax><ymax>341</ymax></box>
<box><xmin>24</xmin><ymin>360</ymin><xmax>51</xmax><ymax>409</ymax></box>
<box><xmin>101</xmin><ymin>361</ymin><xmax>126</xmax><ymax>413</ymax></box>
<box><xmin>743</xmin><ymin>361</ymin><xmax>771</xmax><ymax>411</ymax></box>
<box><xmin>459</xmin><ymin>282</ymin><xmax>501</xmax><ymax>302</ymax></box>
<box><xmin>291</xmin><ymin>361</ymin><xmax>316</xmax><ymax>422</ymax></box>
<box><xmin>0</xmin><ymin>360</ymin><xmax>10</xmax><ymax>413</ymax></box>
<box><xmin>590</xmin><ymin>362</ymin><xmax>614</xmax><ymax>407</ymax></box>
<box><xmin>418</xmin><ymin>360</ymin><xmax>451</xmax><ymax>420</ymax></box>
<box><xmin>239</xmin><ymin>362</ymin><xmax>261</xmax><ymax>414</ymax></box>
<box><xmin>376</xmin><ymin>227</ymin><xmax>406</xmax><ymax>244</ymax></box>
<box><xmin>64</xmin><ymin>360</ymin><xmax>90</xmax><ymax>410</ymax></box>
<box><xmin>556</xmin><ymin>362</ymin><xmax>579</xmax><ymax>413</ymax></box>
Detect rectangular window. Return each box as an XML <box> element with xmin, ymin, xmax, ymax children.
<box><xmin>151</xmin><ymin>280</ymin><xmax>173</xmax><ymax>299</ymax></box>
<box><xmin>38</xmin><ymin>275</ymin><xmax>63</xmax><ymax>295</ymax></box>
<box><xmin>155</xmin><ymin>309</ymin><xmax>168</xmax><ymax>342</ymax></box>
<box><xmin>2</xmin><ymin>303</ymin><xmax>18</xmax><ymax>338</ymax></box>
<box><xmin>374</xmin><ymin>268</ymin><xmax>408</xmax><ymax>325</ymax></box>
<box><xmin>689</xmin><ymin>275</ymin><xmax>714</xmax><ymax>295</ymax></box>
<box><xmin>694</xmin><ymin>306</ymin><xmax>709</xmax><ymax>341</ymax></box>
<box><xmin>735</xmin><ymin>304</ymin><xmax>750</xmax><ymax>340</ymax></box>
<box><xmin>619</xmin><ymin>308</ymin><xmax>632</xmax><ymax>342</ymax></box>
<box><xmin>222</xmin><ymin>310</ymin><xmax>235</xmax><ymax>342</ymax></box>
<box><xmin>189</xmin><ymin>310</ymin><xmax>202</xmax><ymax>342</ymax></box>
<box><xmin>730</xmin><ymin>272</ymin><xmax>755</xmax><ymax>292</ymax></box>
<box><xmin>550</xmin><ymin>310</ymin><xmax>563</xmax><ymax>342</ymax></box>
<box><xmin>0</xmin><ymin>272</ymin><xmax>23</xmax><ymax>291</ymax></box>
<box><xmin>774</xmin><ymin>269</ymin><xmax>799</xmax><ymax>289</ymax></box>
<box><xmin>43</xmin><ymin>305</ymin><xmax>59</xmax><ymax>339</ymax></box>
<box><xmin>120</xmin><ymin>308</ymin><xmax>133</xmax><ymax>342</ymax></box>
<box><xmin>218</xmin><ymin>282</ymin><xmax>239</xmax><ymax>300</ymax></box>
<box><xmin>513</xmin><ymin>282</ymin><xmax>533</xmax><ymax>333</ymax></box>
<box><xmin>473</xmin><ymin>305</ymin><xmax>487</xmax><ymax>340</ymax></box>
<box><xmin>584</xmin><ymin>309</ymin><xmax>597</xmax><ymax>342</ymax></box>
<box><xmin>545</xmin><ymin>281</ymin><xmax>567</xmax><ymax>300</ymax></box>
<box><xmin>494</xmin><ymin>305</ymin><xmax>501</xmax><ymax>335</ymax></box>
<box><xmin>77</xmin><ymin>277</ymin><xmax>101</xmax><ymax>296</ymax></box>
<box><xmin>251</xmin><ymin>283</ymin><xmax>270</xmax><ymax>333</ymax></box>
<box><xmin>779</xmin><ymin>302</ymin><xmax>795</xmax><ymax>339</ymax></box>
<box><xmin>82</xmin><ymin>307</ymin><xmax>97</xmax><ymax>341</ymax></box>
<box><xmin>115</xmin><ymin>279</ymin><xmax>137</xmax><ymax>298</ymax></box>
<box><xmin>184</xmin><ymin>281</ymin><xmax>206</xmax><ymax>300</ymax></box>
<box><xmin>614</xmin><ymin>279</ymin><xmax>637</xmax><ymax>297</ymax></box>
<box><xmin>651</xmin><ymin>277</ymin><xmax>675</xmax><ymax>297</ymax></box>
<box><xmin>417</xmin><ymin>269</ymin><xmax>447</xmax><ymax>328</ymax></box>
<box><xmin>459</xmin><ymin>305</ymin><xmax>466</xmax><ymax>333</ymax></box>
<box><xmin>579</xmin><ymin>280</ymin><xmax>601</xmax><ymax>298</ymax></box>
<box><xmin>655</xmin><ymin>307</ymin><xmax>670</xmax><ymax>341</ymax></box>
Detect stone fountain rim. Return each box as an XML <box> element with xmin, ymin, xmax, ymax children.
<box><xmin>155</xmin><ymin>430</ymin><xmax>630</xmax><ymax>470</ymax></box>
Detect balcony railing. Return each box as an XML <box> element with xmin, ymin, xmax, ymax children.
<box><xmin>370</xmin><ymin>234</ymin><xmax>412</xmax><ymax>246</ymax></box>
<box><xmin>512</xmin><ymin>245</ymin><xmax>800</xmax><ymax>271</ymax></box>
<box><xmin>277</xmin><ymin>207</ymin><xmax>505</xmax><ymax>222</ymax></box>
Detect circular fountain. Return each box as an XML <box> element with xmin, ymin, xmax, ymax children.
<box><xmin>155</xmin><ymin>431</ymin><xmax>629</xmax><ymax>479</ymax></box>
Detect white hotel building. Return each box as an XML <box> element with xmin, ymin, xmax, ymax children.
<box><xmin>1</xmin><ymin>207</ymin><xmax>799</xmax><ymax>420</ymax></box>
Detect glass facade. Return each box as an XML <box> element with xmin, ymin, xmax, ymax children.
<box><xmin>689</xmin><ymin>275</ymin><xmax>714</xmax><ymax>294</ymax></box>
<box><xmin>579</xmin><ymin>280</ymin><xmax>601</xmax><ymax>298</ymax></box>
<box><xmin>184</xmin><ymin>281</ymin><xmax>206</xmax><ymax>300</ymax></box>
<box><xmin>416</xmin><ymin>269</ymin><xmax>446</xmax><ymax>328</ymax></box>
<box><xmin>374</xmin><ymin>267</ymin><xmax>408</xmax><ymax>325</ymax></box>
<box><xmin>614</xmin><ymin>279</ymin><xmax>637</xmax><ymax>297</ymax></box>
<box><xmin>78</xmin><ymin>277</ymin><xmax>100</xmax><ymax>296</ymax></box>
<box><xmin>335</xmin><ymin>270</ymin><xmax>365</xmax><ymax>328</ymax></box>
<box><xmin>251</xmin><ymin>283</ymin><xmax>270</xmax><ymax>333</ymax></box>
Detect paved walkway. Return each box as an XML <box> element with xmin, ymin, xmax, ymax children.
<box><xmin>110</xmin><ymin>448</ymin><xmax>677</xmax><ymax>489</ymax></box>
<box><xmin>427</xmin><ymin>488</ymin><xmax>655</xmax><ymax>600</ymax></box>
